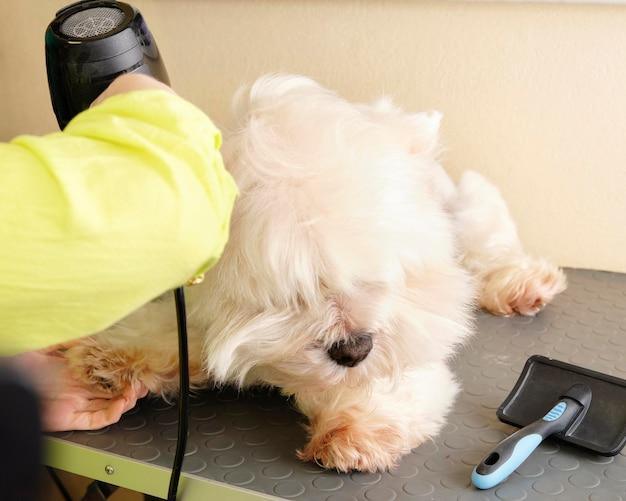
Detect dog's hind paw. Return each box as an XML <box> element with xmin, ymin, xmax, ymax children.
<box><xmin>479</xmin><ymin>257</ymin><xmax>567</xmax><ymax>316</ymax></box>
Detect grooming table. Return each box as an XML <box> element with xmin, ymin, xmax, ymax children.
<box><xmin>45</xmin><ymin>269</ymin><xmax>626</xmax><ymax>500</ymax></box>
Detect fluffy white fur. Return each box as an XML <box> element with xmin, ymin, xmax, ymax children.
<box><xmin>64</xmin><ymin>74</ymin><xmax>566</xmax><ymax>472</ymax></box>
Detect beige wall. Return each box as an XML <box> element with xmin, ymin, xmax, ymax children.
<box><xmin>2</xmin><ymin>1</ymin><xmax>625</xmax><ymax>272</ymax></box>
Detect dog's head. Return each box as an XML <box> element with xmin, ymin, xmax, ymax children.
<box><xmin>198</xmin><ymin>75</ymin><xmax>473</xmax><ymax>394</ymax></box>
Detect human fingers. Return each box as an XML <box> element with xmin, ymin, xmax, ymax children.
<box><xmin>70</xmin><ymin>396</ymin><xmax>129</xmax><ymax>430</ymax></box>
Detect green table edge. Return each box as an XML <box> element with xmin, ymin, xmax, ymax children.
<box><xmin>44</xmin><ymin>436</ymin><xmax>281</xmax><ymax>500</ymax></box>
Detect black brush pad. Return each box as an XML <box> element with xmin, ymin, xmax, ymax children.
<box><xmin>498</xmin><ymin>355</ymin><xmax>626</xmax><ymax>455</ymax></box>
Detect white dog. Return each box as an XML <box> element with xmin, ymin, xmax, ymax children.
<box><xmin>65</xmin><ymin>75</ymin><xmax>566</xmax><ymax>472</ymax></box>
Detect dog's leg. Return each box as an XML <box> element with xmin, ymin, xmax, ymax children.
<box><xmin>295</xmin><ymin>363</ymin><xmax>458</xmax><ymax>472</ymax></box>
<box><xmin>451</xmin><ymin>171</ymin><xmax>566</xmax><ymax>316</ymax></box>
<box><xmin>63</xmin><ymin>297</ymin><xmax>206</xmax><ymax>398</ymax></box>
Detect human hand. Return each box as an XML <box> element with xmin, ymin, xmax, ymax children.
<box><xmin>14</xmin><ymin>349</ymin><xmax>148</xmax><ymax>432</ymax></box>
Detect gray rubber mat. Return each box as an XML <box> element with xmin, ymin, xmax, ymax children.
<box><xmin>52</xmin><ymin>269</ymin><xmax>626</xmax><ymax>500</ymax></box>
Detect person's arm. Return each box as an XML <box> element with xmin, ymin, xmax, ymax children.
<box><xmin>0</xmin><ymin>75</ymin><xmax>238</xmax><ymax>355</ymax></box>
<box><xmin>90</xmin><ymin>72</ymin><xmax>175</xmax><ymax>106</ymax></box>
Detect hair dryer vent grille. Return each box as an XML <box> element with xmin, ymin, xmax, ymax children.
<box><xmin>60</xmin><ymin>6</ymin><xmax>125</xmax><ymax>38</ymax></box>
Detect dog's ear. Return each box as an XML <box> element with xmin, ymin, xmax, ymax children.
<box><xmin>232</xmin><ymin>74</ymin><xmax>324</xmax><ymax>126</ymax></box>
<box><xmin>408</xmin><ymin>111</ymin><xmax>442</xmax><ymax>157</ymax></box>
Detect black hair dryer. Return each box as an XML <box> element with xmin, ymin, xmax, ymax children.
<box><xmin>45</xmin><ymin>0</ymin><xmax>169</xmax><ymax>129</ymax></box>
<box><xmin>45</xmin><ymin>3</ymin><xmax>187</xmax><ymax>499</ymax></box>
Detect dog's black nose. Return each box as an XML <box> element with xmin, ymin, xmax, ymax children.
<box><xmin>327</xmin><ymin>333</ymin><xmax>373</xmax><ymax>367</ymax></box>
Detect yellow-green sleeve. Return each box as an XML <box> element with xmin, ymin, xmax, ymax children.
<box><xmin>0</xmin><ymin>90</ymin><xmax>237</xmax><ymax>355</ymax></box>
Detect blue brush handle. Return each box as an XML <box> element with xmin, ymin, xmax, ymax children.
<box><xmin>472</xmin><ymin>398</ymin><xmax>583</xmax><ymax>490</ymax></box>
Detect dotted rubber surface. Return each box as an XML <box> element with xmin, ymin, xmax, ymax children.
<box><xmin>53</xmin><ymin>269</ymin><xmax>626</xmax><ymax>500</ymax></box>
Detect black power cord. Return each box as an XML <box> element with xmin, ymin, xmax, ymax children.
<box><xmin>168</xmin><ymin>287</ymin><xmax>190</xmax><ymax>501</ymax></box>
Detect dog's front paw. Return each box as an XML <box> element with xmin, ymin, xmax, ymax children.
<box><xmin>480</xmin><ymin>257</ymin><xmax>567</xmax><ymax>316</ymax></box>
<box><xmin>64</xmin><ymin>340</ymin><xmax>139</xmax><ymax>395</ymax></box>
<box><xmin>297</xmin><ymin>414</ymin><xmax>409</xmax><ymax>472</ymax></box>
